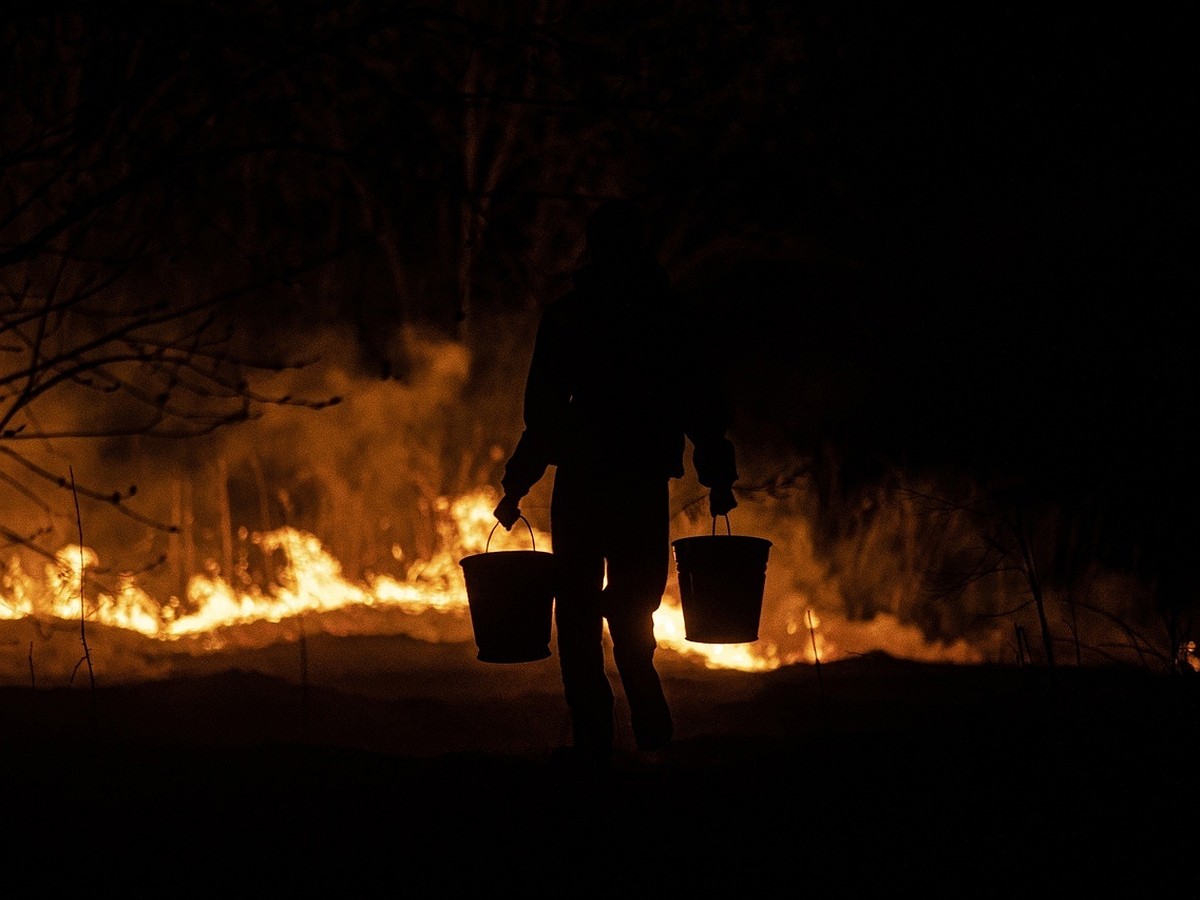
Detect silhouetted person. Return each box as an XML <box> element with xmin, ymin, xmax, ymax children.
<box><xmin>493</xmin><ymin>198</ymin><xmax>738</xmax><ymax>766</ymax></box>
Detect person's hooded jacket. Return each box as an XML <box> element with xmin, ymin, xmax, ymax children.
<box><xmin>500</xmin><ymin>249</ymin><xmax>738</xmax><ymax>501</ymax></box>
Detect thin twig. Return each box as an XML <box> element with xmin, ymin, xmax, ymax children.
<box><xmin>68</xmin><ymin>466</ymin><xmax>98</xmax><ymax>725</ymax></box>
<box><xmin>298</xmin><ymin>615</ymin><xmax>309</xmax><ymax>743</ymax></box>
<box><xmin>807</xmin><ymin>608</ymin><xmax>827</xmax><ymax>731</ymax></box>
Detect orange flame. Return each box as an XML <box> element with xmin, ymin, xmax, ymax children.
<box><xmin>0</xmin><ymin>489</ymin><xmax>807</xmax><ymax>672</ymax></box>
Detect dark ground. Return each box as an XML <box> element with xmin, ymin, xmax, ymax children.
<box><xmin>1</xmin><ymin>634</ymin><xmax>1196</xmax><ymax>896</ymax></box>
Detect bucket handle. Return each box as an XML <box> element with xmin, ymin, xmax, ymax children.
<box><xmin>710</xmin><ymin>515</ymin><xmax>732</xmax><ymax>536</ymax></box>
<box><xmin>486</xmin><ymin>515</ymin><xmax>538</xmax><ymax>552</ymax></box>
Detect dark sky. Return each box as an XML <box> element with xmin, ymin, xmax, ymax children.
<box><xmin>698</xmin><ymin>8</ymin><xmax>1190</xmax><ymax>501</ymax></box>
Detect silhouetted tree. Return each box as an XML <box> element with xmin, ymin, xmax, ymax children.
<box><xmin>1</xmin><ymin>0</ymin><xmax>828</xmax><ymax>583</ymax></box>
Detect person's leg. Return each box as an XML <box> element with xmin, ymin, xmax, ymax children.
<box><xmin>551</xmin><ymin>467</ymin><xmax>615</xmax><ymax>753</ymax></box>
<box><xmin>603</xmin><ymin>478</ymin><xmax>673</xmax><ymax>751</ymax></box>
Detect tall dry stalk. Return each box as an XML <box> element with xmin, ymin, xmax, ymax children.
<box><xmin>68</xmin><ymin>467</ymin><xmax>98</xmax><ymax>727</ymax></box>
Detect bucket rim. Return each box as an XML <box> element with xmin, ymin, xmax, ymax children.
<box><xmin>672</xmin><ymin>534</ymin><xmax>772</xmax><ymax>548</ymax></box>
<box><xmin>461</xmin><ymin>548</ymin><xmax>555</xmax><ymax>566</ymax></box>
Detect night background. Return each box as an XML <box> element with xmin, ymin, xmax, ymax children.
<box><xmin>1</xmin><ymin>2</ymin><xmax>1195</xmax><ymax>892</ymax></box>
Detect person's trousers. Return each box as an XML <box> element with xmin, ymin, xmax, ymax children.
<box><xmin>550</xmin><ymin>465</ymin><xmax>673</xmax><ymax>752</ymax></box>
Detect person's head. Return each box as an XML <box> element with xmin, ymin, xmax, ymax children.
<box><xmin>585</xmin><ymin>199</ymin><xmax>647</xmax><ymax>263</ymax></box>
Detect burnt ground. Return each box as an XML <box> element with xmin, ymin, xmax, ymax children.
<box><xmin>1</xmin><ymin>635</ymin><xmax>1196</xmax><ymax>896</ymax></box>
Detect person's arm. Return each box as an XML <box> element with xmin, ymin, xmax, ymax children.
<box><xmin>495</xmin><ymin>309</ymin><xmax>569</xmax><ymax>529</ymax></box>
<box><xmin>681</xmin><ymin>378</ymin><xmax>739</xmax><ymax>517</ymax></box>
<box><xmin>691</xmin><ymin>430</ymin><xmax>739</xmax><ymax>518</ymax></box>
<box><xmin>679</xmin><ymin>306</ymin><xmax>739</xmax><ymax>518</ymax></box>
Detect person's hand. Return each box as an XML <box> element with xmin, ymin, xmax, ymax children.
<box><xmin>709</xmin><ymin>485</ymin><xmax>737</xmax><ymax>518</ymax></box>
<box><xmin>493</xmin><ymin>494</ymin><xmax>522</xmax><ymax>531</ymax></box>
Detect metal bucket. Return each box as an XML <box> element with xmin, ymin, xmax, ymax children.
<box><xmin>460</xmin><ymin>517</ymin><xmax>555</xmax><ymax>663</ymax></box>
<box><xmin>672</xmin><ymin>519</ymin><xmax>772</xmax><ymax>644</ymax></box>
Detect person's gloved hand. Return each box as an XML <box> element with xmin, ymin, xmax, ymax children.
<box><xmin>709</xmin><ymin>485</ymin><xmax>737</xmax><ymax>518</ymax></box>
<box><xmin>493</xmin><ymin>494</ymin><xmax>522</xmax><ymax>531</ymax></box>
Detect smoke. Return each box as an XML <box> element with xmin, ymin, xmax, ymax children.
<box><xmin>227</xmin><ymin>323</ymin><xmax>476</xmax><ymax>497</ymax></box>
<box><xmin>0</xmin><ymin>308</ymin><xmax>1179</xmax><ymax>677</ymax></box>
<box><xmin>4</xmin><ymin>321</ymin><xmax>509</xmax><ymax>597</ymax></box>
